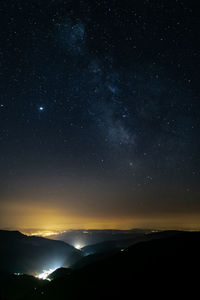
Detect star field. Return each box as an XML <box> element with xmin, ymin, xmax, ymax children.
<box><xmin>0</xmin><ymin>0</ymin><xmax>200</xmax><ymax>230</ymax></box>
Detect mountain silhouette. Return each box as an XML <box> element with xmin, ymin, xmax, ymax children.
<box><xmin>0</xmin><ymin>230</ymin><xmax>82</xmax><ymax>275</ymax></box>
<box><xmin>11</xmin><ymin>230</ymin><xmax>200</xmax><ymax>300</ymax></box>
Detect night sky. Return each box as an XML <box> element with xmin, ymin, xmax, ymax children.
<box><xmin>0</xmin><ymin>0</ymin><xmax>200</xmax><ymax>231</ymax></box>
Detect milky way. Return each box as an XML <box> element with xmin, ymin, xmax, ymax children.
<box><xmin>0</xmin><ymin>0</ymin><xmax>200</xmax><ymax>230</ymax></box>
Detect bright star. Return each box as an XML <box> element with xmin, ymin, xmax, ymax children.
<box><xmin>39</xmin><ymin>106</ymin><xmax>44</xmax><ymax>111</ymax></box>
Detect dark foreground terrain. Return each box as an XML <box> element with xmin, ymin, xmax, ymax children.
<box><xmin>0</xmin><ymin>231</ymin><xmax>200</xmax><ymax>299</ymax></box>
<box><xmin>0</xmin><ymin>230</ymin><xmax>81</xmax><ymax>275</ymax></box>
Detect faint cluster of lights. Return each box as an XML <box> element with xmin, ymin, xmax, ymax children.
<box><xmin>23</xmin><ymin>230</ymin><xmax>66</xmax><ymax>237</ymax></box>
<box><xmin>74</xmin><ymin>243</ymin><xmax>84</xmax><ymax>250</ymax></box>
<box><xmin>36</xmin><ymin>268</ymin><xmax>56</xmax><ymax>280</ymax></box>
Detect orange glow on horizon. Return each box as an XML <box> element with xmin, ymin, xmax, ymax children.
<box><xmin>1</xmin><ymin>200</ymin><xmax>200</xmax><ymax>234</ymax></box>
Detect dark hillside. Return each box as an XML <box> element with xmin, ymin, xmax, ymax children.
<box><xmin>19</xmin><ymin>231</ymin><xmax>200</xmax><ymax>299</ymax></box>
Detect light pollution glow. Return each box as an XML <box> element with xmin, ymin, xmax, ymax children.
<box><xmin>1</xmin><ymin>195</ymin><xmax>200</xmax><ymax>233</ymax></box>
<box><xmin>2</xmin><ymin>210</ymin><xmax>200</xmax><ymax>234</ymax></box>
<box><xmin>74</xmin><ymin>243</ymin><xmax>84</xmax><ymax>250</ymax></box>
<box><xmin>23</xmin><ymin>230</ymin><xmax>67</xmax><ymax>237</ymax></box>
<box><xmin>36</xmin><ymin>268</ymin><xmax>56</xmax><ymax>280</ymax></box>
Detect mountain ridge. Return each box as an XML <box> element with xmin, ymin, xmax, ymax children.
<box><xmin>0</xmin><ymin>230</ymin><xmax>82</xmax><ymax>275</ymax></box>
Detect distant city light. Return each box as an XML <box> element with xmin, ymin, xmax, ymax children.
<box><xmin>74</xmin><ymin>243</ymin><xmax>83</xmax><ymax>250</ymax></box>
<box><xmin>23</xmin><ymin>230</ymin><xmax>66</xmax><ymax>237</ymax></box>
<box><xmin>36</xmin><ymin>268</ymin><xmax>56</xmax><ymax>280</ymax></box>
